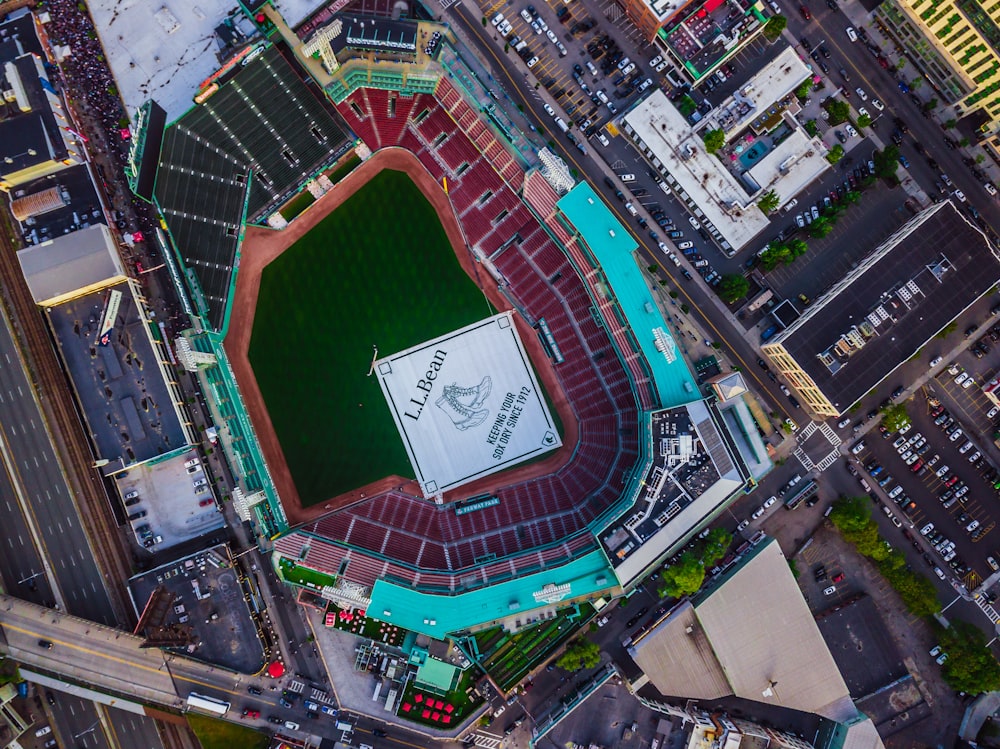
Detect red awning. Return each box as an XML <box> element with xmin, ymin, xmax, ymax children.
<box><xmin>268</xmin><ymin>661</ymin><xmax>285</xmax><ymax>678</ymax></box>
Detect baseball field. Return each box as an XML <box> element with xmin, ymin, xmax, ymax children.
<box><xmin>248</xmin><ymin>168</ymin><xmax>493</xmax><ymax>506</ymax></box>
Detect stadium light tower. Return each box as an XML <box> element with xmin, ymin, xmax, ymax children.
<box><xmin>303</xmin><ymin>19</ymin><xmax>344</xmax><ymax>74</ymax></box>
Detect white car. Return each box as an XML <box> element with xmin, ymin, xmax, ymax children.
<box><xmin>845</xmin><ymin>124</ymin><xmax>858</xmax><ymax>138</ymax></box>
<box><xmin>498</xmin><ymin>20</ymin><xmax>514</xmax><ymax>37</ymax></box>
<box><xmin>795</xmin><ymin>213</ymin><xmax>806</xmax><ymax>228</ymax></box>
<box><xmin>621</xmin><ymin>62</ymin><xmax>636</xmax><ymax>76</ymax></box>
<box><xmin>963</xmin><ymin>377</ymin><xmax>975</xmax><ymax>389</ymax></box>
<box><xmin>526</xmin><ymin>56</ymin><xmax>539</xmax><ymax>68</ymax></box>
<box><xmin>530</xmin><ymin>20</ymin><xmax>542</xmax><ymax>34</ymax></box>
<box><xmin>872</xmin><ymin>98</ymin><xmax>885</xmax><ymax>111</ymax></box>
<box><xmin>955</xmin><ymin>189</ymin><xmax>967</xmax><ymax>202</ymax></box>
<box><xmin>850</xmin><ymin>441</ymin><xmax>866</xmax><ymax>454</ymax></box>
<box><xmin>543</xmin><ymin>103</ymin><xmax>555</xmax><ymax>116</ymax></box>
<box><xmin>650</xmin><ymin>54</ymin><xmax>664</xmax><ymax>67</ymax></box>
<box><xmin>763</xmin><ymin>495</ymin><xmax>778</xmax><ymax>508</ymax></box>
<box><xmin>520</xmin><ymin>9</ymin><xmax>533</xmax><ymax>22</ymax></box>
<box><xmin>491</xmin><ymin>12</ymin><xmax>505</xmax><ymax>26</ymax></box>
<box><xmin>824</xmin><ymin>586</ymin><xmax>837</xmax><ymax>595</ymax></box>
<box><xmin>655</xmin><ymin>59</ymin><xmax>669</xmax><ymax>72</ymax></box>
<box><xmin>858</xmin><ymin>107</ymin><xmax>870</xmax><ymax>119</ymax></box>
<box><xmin>929</xmin><ymin>356</ymin><xmax>943</xmax><ymax>367</ymax></box>
<box><xmin>968</xmin><ymin>519</ymin><xmax>981</xmax><ymax>533</ymax></box>
<box><xmin>837</xmin><ymin>417</ymin><xmax>851</xmax><ymax>428</ymax></box>
<box><xmin>545</xmin><ymin>29</ymin><xmax>558</xmax><ymax>44</ymax></box>
<box><xmin>921</xmin><ymin>523</ymin><xmax>935</xmax><ymax>536</ymax></box>
<box><xmin>751</xmin><ymin>506</ymin><xmax>766</xmax><ymax>519</ymax></box>
<box><xmin>617</xmin><ymin>56</ymin><xmax>632</xmax><ymax>71</ymax></box>
<box><xmin>677</xmin><ymin>241</ymin><xmax>694</xmax><ymax>249</ymax></box>
<box><xmin>596</xmin><ymin>89</ymin><xmax>609</xmax><ymax>104</ymax></box>
<box><xmin>986</xmin><ymin>183</ymin><xmax>998</xmax><ymax>196</ymax></box>
<box><xmin>737</xmin><ymin>519</ymin><xmax>750</xmax><ymax>531</ymax></box>
<box><xmin>596</xmin><ymin>132</ymin><xmax>610</xmax><ymax>146</ymax></box>
<box><xmin>846</xmin><ymin>26</ymin><xmax>858</xmax><ymax>42</ymax></box>
<box><xmin>988</xmin><ymin>405</ymin><xmax>1000</xmax><ymax>419</ymax></box>
<box><xmin>955</xmin><ymin>372</ymin><xmax>968</xmax><ymax>385</ymax></box>
<box><xmin>688</xmin><ymin>216</ymin><xmax>701</xmax><ymax>229</ymax></box>
<box><xmin>855</xmin><ymin>87</ymin><xmax>868</xmax><ymax>101</ymax></box>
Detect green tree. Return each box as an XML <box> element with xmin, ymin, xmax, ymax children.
<box><xmin>857</xmin><ymin>113</ymin><xmax>872</xmax><ymax>128</ymax></box>
<box><xmin>657</xmin><ymin>552</ymin><xmax>706</xmax><ymax>598</ymax></box>
<box><xmin>803</xmin><ymin>119</ymin><xmax>819</xmax><ymax>136</ymax></box>
<box><xmin>809</xmin><ymin>216</ymin><xmax>834</xmax><ymax>238</ymax></box>
<box><xmin>910</xmin><ymin>77</ymin><xmax>923</xmax><ymax>90</ymax></box>
<box><xmin>703</xmin><ymin>128</ymin><xmax>726</xmax><ymax>154</ymax></box>
<box><xmin>699</xmin><ymin>529</ymin><xmax>733</xmax><ymax>566</ymax></box>
<box><xmin>880</xmin><ymin>402</ymin><xmax>910</xmax><ymax>432</ymax></box>
<box><xmin>828</xmin><ymin>496</ymin><xmax>871</xmax><ymax>534</ymax></box>
<box><xmin>844</xmin><ymin>189</ymin><xmax>862</xmax><ymax>204</ymax></box>
<box><xmin>556</xmin><ymin>637</ymin><xmax>602</xmax><ymax>671</ymax></box>
<box><xmin>824</xmin><ymin>99</ymin><xmax>850</xmax><ymax>125</ymax></box>
<box><xmin>788</xmin><ymin>238</ymin><xmax>808</xmax><ymax>258</ymax></box>
<box><xmin>795</xmin><ymin>80</ymin><xmax>813</xmax><ymax>100</ymax></box>
<box><xmin>873</xmin><ymin>145</ymin><xmax>901</xmax><ymax>180</ymax></box>
<box><xmin>678</xmin><ymin>95</ymin><xmax>697</xmax><ymax>116</ymax></box>
<box><xmin>944</xmin><ymin>118</ymin><xmax>957</xmax><ymax>129</ymax></box>
<box><xmin>762</xmin><ymin>14</ymin><xmax>787</xmax><ymax>42</ymax></box>
<box><xmin>924</xmin><ymin>97</ymin><xmax>939</xmax><ymax>111</ymax></box>
<box><xmin>938</xmin><ymin>620</ymin><xmax>1000</xmax><ymax>693</ymax></box>
<box><xmin>717</xmin><ymin>274</ymin><xmax>750</xmax><ymax>303</ymax></box>
<box><xmin>757</xmin><ymin>189</ymin><xmax>781</xmax><ymax>215</ymax></box>
<box><xmin>825</xmin><ymin>144</ymin><xmax>845</xmax><ymax>164</ymax></box>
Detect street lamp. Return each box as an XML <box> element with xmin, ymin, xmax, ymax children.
<box><xmin>74</xmin><ymin>719</ymin><xmax>101</xmax><ymax>740</ymax></box>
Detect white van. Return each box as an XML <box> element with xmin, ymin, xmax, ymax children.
<box><xmin>624</xmin><ymin>202</ymin><xmax>639</xmax><ymax>216</ymax></box>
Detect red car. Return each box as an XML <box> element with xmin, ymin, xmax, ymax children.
<box><xmin>199</xmin><ymin>497</ymin><xmax>215</xmax><ymax>507</ymax></box>
<box><xmin>800</xmin><ymin>4</ymin><xmax>812</xmax><ymax>19</ymax></box>
<box><xmin>243</xmin><ymin>708</ymin><xmax>260</xmax><ymax>719</ymax></box>
<box><xmin>832</xmin><ymin>572</ymin><xmax>845</xmax><ymax>583</ymax></box>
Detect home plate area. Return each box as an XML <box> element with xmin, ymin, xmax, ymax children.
<box><xmin>793</xmin><ymin>421</ymin><xmax>842</xmax><ymax>472</ymax></box>
<box><xmin>375</xmin><ymin>312</ymin><xmax>561</xmax><ymax>499</ymax></box>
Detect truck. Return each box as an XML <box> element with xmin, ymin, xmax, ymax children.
<box><xmin>553</xmin><ymin>117</ymin><xmax>569</xmax><ymax>133</ymax></box>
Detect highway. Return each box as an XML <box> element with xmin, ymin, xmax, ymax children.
<box><xmin>0</xmin><ymin>309</ymin><xmax>116</xmax><ymax>625</ymax></box>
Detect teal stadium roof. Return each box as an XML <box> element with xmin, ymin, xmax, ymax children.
<box><xmin>557</xmin><ymin>183</ymin><xmax>698</xmax><ymax>408</ymax></box>
<box><xmin>368</xmin><ymin>550</ymin><xmax>615</xmax><ymax>638</ymax></box>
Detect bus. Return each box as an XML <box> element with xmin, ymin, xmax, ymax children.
<box><xmin>186</xmin><ymin>693</ymin><xmax>230</xmax><ymax>716</ymax></box>
<box><xmin>784</xmin><ymin>480</ymin><xmax>818</xmax><ymax>511</ymax></box>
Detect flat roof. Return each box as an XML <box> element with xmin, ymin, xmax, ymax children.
<box><xmin>557</xmin><ymin>182</ymin><xmax>699</xmax><ymax>407</ymax></box>
<box><xmin>368</xmin><ymin>549</ymin><xmax>614</xmax><ymax>639</ymax></box>
<box><xmin>47</xmin><ymin>282</ymin><xmax>188</xmax><ymax>464</ymax></box>
<box><xmin>745</xmin><ymin>129</ymin><xmax>831</xmax><ymax>200</ymax></box>
<box><xmin>600</xmin><ymin>402</ymin><xmax>744</xmax><ymax>586</ymax></box>
<box><xmin>714</xmin><ymin>48</ymin><xmax>811</xmax><ymax>135</ymax></box>
<box><xmin>623</xmin><ymin>92</ymin><xmax>769</xmax><ymax>250</ymax></box>
<box><xmin>767</xmin><ymin>202</ymin><xmax>1000</xmax><ymax>413</ymax></box>
<box><xmin>631</xmin><ymin>538</ymin><xmax>856</xmax><ymax>721</ymax></box>
<box><xmin>89</xmin><ymin>0</ymin><xmax>320</xmax><ymax>119</ymax></box>
<box><xmin>17</xmin><ymin>224</ymin><xmax>125</xmax><ymax>306</ymax></box>
<box><xmin>375</xmin><ymin>312</ymin><xmax>561</xmax><ymax>498</ymax></box>
<box><xmin>10</xmin><ymin>164</ymin><xmax>106</xmax><ymax>245</ymax></box>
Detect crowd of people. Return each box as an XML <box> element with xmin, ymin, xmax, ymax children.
<box><xmin>42</xmin><ymin>0</ymin><xmax>187</xmax><ymax>332</ymax></box>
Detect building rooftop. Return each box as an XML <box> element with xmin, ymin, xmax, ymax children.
<box><xmin>629</xmin><ymin>537</ymin><xmax>857</xmax><ymax>722</ymax></box>
<box><xmin>745</xmin><ymin>129</ymin><xmax>830</xmax><ymax>204</ymax></box>
<box><xmin>88</xmin><ymin>0</ymin><xmax>321</xmax><ymax>119</ymax></box>
<box><xmin>767</xmin><ymin>202</ymin><xmax>1000</xmax><ymax>412</ymax></box>
<box><xmin>557</xmin><ymin>182</ymin><xmax>699</xmax><ymax>407</ymax></box>
<box><xmin>367</xmin><ymin>549</ymin><xmax>615</xmax><ymax>639</ymax></box>
<box><xmin>623</xmin><ymin>91</ymin><xmax>769</xmax><ymax>251</ymax></box>
<box><xmin>47</xmin><ymin>282</ymin><xmax>190</xmax><ymax>465</ymax></box>
<box><xmin>599</xmin><ymin>402</ymin><xmax>746</xmax><ymax>586</ymax></box>
<box><xmin>17</xmin><ymin>224</ymin><xmax>125</xmax><ymax>306</ymax></box>
<box><xmin>713</xmin><ymin>47</ymin><xmax>811</xmax><ymax>135</ymax></box>
<box><xmin>657</xmin><ymin>0</ymin><xmax>766</xmax><ymax>79</ymax></box>
<box><xmin>10</xmin><ymin>164</ymin><xmax>106</xmax><ymax>245</ymax></box>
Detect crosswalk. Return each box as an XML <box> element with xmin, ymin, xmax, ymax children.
<box><xmin>286</xmin><ymin>680</ymin><xmax>333</xmax><ymax>704</ymax></box>
<box><xmin>793</xmin><ymin>421</ymin><xmax>842</xmax><ymax>472</ymax></box>
<box><xmin>467</xmin><ymin>731</ymin><xmax>503</xmax><ymax>748</ymax></box>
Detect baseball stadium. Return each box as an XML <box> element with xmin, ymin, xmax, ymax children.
<box><xmin>125</xmin><ymin>2</ymin><xmax>769</xmax><ymax>643</ymax></box>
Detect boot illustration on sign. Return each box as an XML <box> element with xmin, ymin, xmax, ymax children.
<box><xmin>435</xmin><ymin>376</ymin><xmax>492</xmax><ymax>430</ymax></box>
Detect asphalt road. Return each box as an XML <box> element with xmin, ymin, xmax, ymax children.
<box><xmin>0</xmin><ymin>311</ymin><xmax>115</xmax><ymax>625</ymax></box>
<box><xmin>47</xmin><ymin>692</ymin><xmax>111</xmax><ymax>749</ymax></box>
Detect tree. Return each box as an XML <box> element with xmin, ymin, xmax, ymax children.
<box><xmin>757</xmin><ymin>189</ymin><xmax>781</xmax><ymax>215</ymax></box>
<box><xmin>828</xmin><ymin>496</ymin><xmax>871</xmax><ymax>534</ymax></box>
<box><xmin>699</xmin><ymin>529</ymin><xmax>733</xmax><ymax>566</ymax></box>
<box><xmin>788</xmin><ymin>238</ymin><xmax>808</xmax><ymax>258</ymax></box>
<box><xmin>825</xmin><ymin>144</ymin><xmax>844</xmax><ymax>164</ymax></box>
<box><xmin>795</xmin><ymin>80</ymin><xmax>813</xmax><ymax>100</ymax></box>
<box><xmin>857</xmin><ymin>113</ymin><xmax>872</xmax><ymax>128</ymax></box>
<box><xmin>924</xmin><ymin>97</ymin><xmax>939</xmax><ymax>111</ymax></box>
<box><xmin>556</xmin><ymin>637</ymin><xmax>602</xmax><ymax>671</ymax></box>
<box><xmin>824</xmin><ymin>99</ymin><xmax>850</xmax><ymax>125</ymax></box>
<box><xmin>873</xmin><ymin>145</ymin><xmax>901</xmax><ymax>180</ymax></box>
<box><xmin>938</xmin><ymin>620</ymin><xmax>1000</xmax><ymax>693</ymax></box>
<box><xmin>703</xmin><ymin>128</ymin><xmax>726</xmax><ymax>154</ymax></box>
<box><xmin>718</xmin><ymin>273</ymin><xmax>750</xmax><ymax>303</ymax></box>
<box><xmin>880</xmin><ymin>402</ymin><xmax>910</xmax><ymax>432</ymax></box>
<box><xmin>678</xmin><ymin>95</ymin><xmax>697</xmax><ymax>116</ymax></box>
<box><xmin>844</xmin><ymin>189</ymin><xmax>862</xmax><ymax>204</ymax></box>
<box><xmin>657</xmin><ymin>552</ymin><xmax>706</xmax><ymax>598</ymax></box>
<box><xmin>809</xmin><ymin>216</ymin><xmax>834</xmax><ymax>238</ymax></box>
<box><xmin>944</xmin><ymin>118</ymin><xmax>957</xmax><ymax>129</ymax></box>
<box><xmin>910</xmin><ymin>77</ymin><xmax>923</xmax><ymax>90</ymax></box>
<box><xmin>803</xmin><ymin>119</ymin><xmax>819</xmax><ymax>136</ymax></box>
<box><xmin>762</xmin><ymin>15</ymin><xmax>787</xmax><ymax>42</ymax></box>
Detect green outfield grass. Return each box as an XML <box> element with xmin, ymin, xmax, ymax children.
<box><xmin>249</xmin><ymin>169</ymin><xmax>491</xmax><ymax>505</ymax></box>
